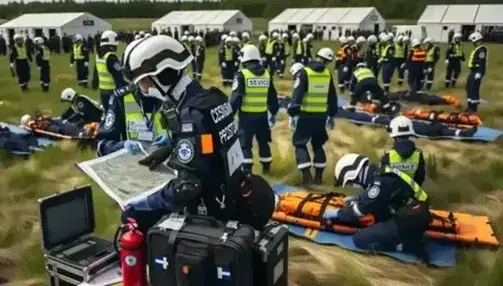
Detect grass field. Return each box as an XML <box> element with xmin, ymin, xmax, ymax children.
<box><xmin>1</xmin><ymin>26</ymin><xmax>503</xmax><ymax>285</ymax></box>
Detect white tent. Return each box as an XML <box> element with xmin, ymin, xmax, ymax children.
<box><xmin>152</xmin><ymin>10</ymin><xmax>252</xmax><ymax>33</ymax></box>
<box><xmin>418</xmin><ymin>4</ymin><xmax>503</xmax><ymax>42</ymax></box>
<box><xmin>0</xmin><ymin>12</ymin><xmax>110</xmax><ymax>45</ymax></box>
<box><xmin>268</xmin><ymin>7</ymin><xmax>385</xmax><ymax>40</ymax></box>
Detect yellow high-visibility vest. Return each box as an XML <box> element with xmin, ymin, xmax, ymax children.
<box><xmin>73</xmin><ymin>44</ymin><xmax>84</xmax><ymax>60</ymax></box>
<box><xmin>353</xmin><ymin>67</ymin><xmax>375</xmax><ymax>82</ymax></box>
<box><xmin>383</xmin><ymin>166</ymin><xmax>428</xmax><ymax>202</ymax></box>
<box><xmin>124</xmin><ymin>92</ymin><xmax>164</xmax><ymax>141</ymax></box>
<box><xmin>301</xmin><ymin>67</ymin><xmax>330</xmax><ymax>113</ymax></box>
<box><xmin>265</xmin><ymin>39</ymin><xmax>276</xmax><ymax>55</ymax></box>
<box><xmin>468</xmin><ymin>45</ymin><xmax>486</xmax><ymax>68</ymax></box>
<box><xmin>41</xmin><ymin>46</ymin><xmax>51</xmax><ymax>61</ymax></box>
<box><xmin>95</xmin><ymin>52</ymin><xmax>117</xmax><ymax>91</ymax></box>
<box><xmin>394</xmin><ymin>42</ymin><xmax>405</xmax><ymax>59</ymax></box>
<box><xmin>16</xmin><ymin>45</ymin><xmax>27</xmax><ymax>60</ymax></box>
<box><xmin>224</xmin><ymin>46</ymin><xmax>233</xmax><ymax>61</ymax></box>
<box><xmin>426</xmin><ymin>45</ymin><xmax>438</xmax><ymax>62</ymax></box>
<box><xmin>388</xmin><ymin>149</ymin><xmax>421</xmax><ymax>179</ymax></box>
<box><xmin>241</xmin><ymin>69</ymin><xmax>270</xmax><ymax>113</ymax></box>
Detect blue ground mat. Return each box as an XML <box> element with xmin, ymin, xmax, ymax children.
<box><xmin>0</xmin><ymin>122</ymin><xmax>56</xmax><ymax>147</ymax></box>
<box><xmin>272</xmin><ymin>184</ymin><xmax>457</xmax><ymax>267</ymax></box>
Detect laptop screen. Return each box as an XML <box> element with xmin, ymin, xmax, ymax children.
<box><xmin>39</xmin><ymin>186</ymin><xmax>95</xmax><ymax>250</ymax></box>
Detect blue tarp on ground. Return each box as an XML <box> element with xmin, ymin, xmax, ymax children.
<box><xmin>0</xmin><ymin>122</ymin><xmax>56</xmax><ymax>147</ymax></box>
<box><xmin>272</xmin><ymin>184</ymin><xmax>457</xmax><ymax>267</ymax></box>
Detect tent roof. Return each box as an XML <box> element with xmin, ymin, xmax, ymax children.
<box><xmin>302</xmin><ymin>8</ymin><xmax>329</xmax><ymax>24</ymax></box>
<box><xmin>418</xmin><ymin>4</ymin><xmax>503</xmax><ymax>24</ymax></box>
<box><xmin>269</xmin><ymin>9</ymin><xmax>300</xmax><ymax>24</ymax></box>
<box><xmin>153</xmin><ymin>10</ymin><xmax>244</xmax><ymax>26</ymax></box>
<box><xmin>1</xmin><ymin>13</ymin><xmax>86</xmax><ymax>28</ymax></box>
<box><xmin>269</xmin><ymin>7</ymin><xmax>383</xmax><ymax>26</ymax></box>
<box><xmin>316</xmin><ymin>8</ymin><xmax>351</xmax><ymax>24</ymax></box>
<box><xmin>339</xmin><ymin>7</ymin><xmax>375</xmax><ymax>24</ymax></box>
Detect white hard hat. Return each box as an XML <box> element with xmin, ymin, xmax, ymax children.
<box><xmin>347</xmin><ymin>36</ymin><xmax>355</xmax><ymax>43</ymax></box>
<box><xmin>423</xmin><ymin>37</ymin><xmax>432</xmax><ymax>44</ymax></box>
<box><xmin>134</xmin><ymin>34</ymin><xmax>141</xmax><ymax>40</ymax></box>
<box><xmin>302</xmin><ymin>38</ymin><xmax>308</xmax><ymax>43</ymax></box>
<box><xmin>367</xmin><ymin>35</ymin><xmax>378</xmax><ymax>43</ymax></box>
<box><xmin>183</xmin><ymin>31</ymin><xmax>189</xmax><ymax>36</ymax></box>
<box><xmin>188</xmin><ymin>35</ymin><xmax>195</xmax><ymax>42</ymax></box>
<box><xmin>232</xmin><ymin>36</ymin><xmax>240</xmax><ymax>43</ymax></box>
<box><xmin>338</xmin><ymin>36</ymin><xmax>348</xmax><ymax>44</ymax></box>
<box><xmin>229</xmin><ymin>31</ymin><xmax>237</xmax><ymax>37</ymax></box>
<box><xmin>389</xmin><ymin>116</ymin><xmax>414</xmax><ymax>138</ymax></box>
<box><xmin>61</xmin><ymin>87</ymin><xmax>77</xmax><ymax>102</ymax></box>
<box><xmin>334</xmin><ymin>154</ymin><xmax>369</xmax><ymax>187</ymax></box>
<box><xmin>181</xmin><ymin>35</ymin><xmax>188</xmax><ymax>42</ymax></box>
<box><xmin>195</xmin><ymin>36</ymin><xmax>203</xmax><ymax>42</ymax></box>
<box><xmin>74</xmin><ymin>34</ymin><xmax>83</xmax><ymax>41</ymax></box>
<box><xmin>34</xmin><ymin>37</ymin><xmax>44</xmax><ymax>45</ymax></box>
<box><xmin>258</xmin><ymin>34</ymin><xmax>268</xmax><ymax>42</ymax></box>
<box><xmin>411</xmin><ymin>38</ymin><xmax>421</xmax><ymax>47</ymax></box>
<box><xmin>292</xmin><ymin>33</ymin><xmax>299</xmax><ymax>39</ymax></box>
<box><xmin>453</xmin><ymin>32</ymin><xmax>462</xmax><ymax>39</ymax></box>
<box><xmin>123</xmin><ymin>35</ymin><xmax>193</xmax><ymax>89</ymax></box>
<box><xmin>397</xmin><ymin>35</ymin><xmax>404</xmax><ymax>42</ymax></box>
<box><xmin>468</xmin><ymin>32</ymin><xmax>483</xmax><ymax>43</ymax></box>
<box><xmin>139</xmin><ymin>31</ymin><xmax>146</xmax><ymax>36</ymax></box>
<box><xmin>282</xmin><ymin>33</ymin><xmax>289</xmax><ymax>39</ymax></box>
<box><xmin>381</xmin><ymin>35</ymin><xmax>390</xmax><ymax>42</ymax></box>
<box><xmin>240</xmin><ymin>45</ymin><xmax>261</xmax><ymax>63</ymax></box>
<box><xmin>144</xmin><ymin>33</ymin><xmax>152</xmax><ymax>38</ymax></box>
<box><xmin>13</xmin><ymin>33</ymin><xmax>22</xmax><ymax>40</ymax></box>
<box><xmin>100</xmin><ymin>30</ymin><xmax>119</xmax><ymax>47</ymax></box>
<box><xmin>289</xmin><ymin>62</ymin><xmax>304</xmax><ymax>76</ymax></box>
<box><xmin>307</xmin><ymin>33</ymin><xmax>314</xmax><ymax>40</ymax></box>
<box><xmin>402</xmin><ymin>35</ymin><xmax>410</xmax><ymax>42</ymax></box>
<box><xmin>242</xmin><ymin>32</ymin><xmax>250</xmax><ymax>39</ymax></box>
<box><xmin>378</xmin><ymin>32</ymin><xmax>387</xmax><ymax>41</ymax></box>
<box><xmin>387</xmin><ymin>32</ymin><xmax>395</xmax><ymax>39</ymax></box>
<box><xmin>225</xmin><ymin>37</ymin><xmax>233</xmax><ymax>44</ymax></box>
<box><xmin>356</xmin><ymin>62</ymin><xmax>367</xmax><ymax>68</ymax></box>
<box><xmin>316</xmin><ymin>47</ymin><xmax>334</xmax><ymax>62</ymax></box>
<box><xmin>221</xmin><ymin>34</ymin><xmax>228</xmax><ymax>41</ymax></box>
<box><xmin>20</xmin><ymin>114</ymin><xmax>32</xmax><ymax>127</ymax></box>
<box><xmin>356</xmin><ymin>36</ymin><xmax>366</xmax><ymax>44</ymax></box>
<box><xmin>272</xmin><ymin>32</ymin><xmax>279</xmax><ymax>39</ymax></box>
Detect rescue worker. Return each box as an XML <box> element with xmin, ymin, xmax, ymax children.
<box><xmin>194</xmin><ymin>36</ymin><xmax>206</xmax><ymax>82</ymax></box>
<box><xmin>305</xmin><ymin>33</ymin><xmax>314</xmax><ymax>63</ymax></box>
<box><xmin>258</xmin><ymin>34</ymin><xmax>268</xmax><ymax>64</ymax></box>
<box><xmin>219</xmin><ymin>36</ymin><xmax>239</xmax><ymax>87</ymax></box>
<box><xmin>180</xmin><ymin>35</ymin><xmax>193</xmax><ymax>77</ymax></box>
<box><xmin>265</xmin><ymin>32</ymin><xmax>279</xmax><ymax>73</ymax></box>
<box><xmin>366</xmin><ymin>35</ymin><xmax>379</xmax><ymax>76</ymax></box>
<box><xmin>445</xmin><ymin>32</ymin><xmax>465</xmax><ymax>88</ymax></box>
<box><xmin>381</xmin><ymin>116</ymin><xmax>426</xmax><ymax>186</ymax></box>
<box><xmin>380</xmin><ymin>35</ymin><xmax>395</xmax><ymax>93</ymax></box>
<box><xmin>288</xmin><ymin>48</ymin><xmax>338</xmax><ymax>185</ymax></box>
<box><xmin>121</xmin><ymin>35</ymin><xmax>275</xmax><ymax>233</ymax></box>
<box><xmin>60</xmin><ymin>87</ymin><xmax>104</xmax><ymax>126</ymax></box>
<box><xmin>376</xmin><ymin>32</ymin><xmax>387</xmax><ymax>78</ymax></box>
<box><xmin>70</xmin><ymin>34</ymin><xmax>89</xmax><ymax>87</ymax></box>
<box><xmin>335</xmin><ymin>36</ymin><xmax>352</xmax><ymax>93</ymax></box>
<box><xmin>393</xmin><ymin>35</ymin><xmax>407</xmax><ymax>87</ymax></box>
<box><xmin>0</xmin><ymin>35</ymin><xmax>6</xmax><ymax>55</ymax></box>
<box><xmin>348</xmin><ymin>63</ymin><xmax>393</xmax><ymax>114</ymax></box>
<box><xmin>292</xmin><ymin>33</ymin><xmax>305</xmax><ymax>64</ymax></box>
<box><xmin>277</xmin><ymin>33</ymin><xmax>290</xmax><ymax>78</ymax></box>
<box><xmin>328</xmin><ymin>154</ymin><xmax>431</xmax><ymax>257</ymax></box>
<box><xmin>188</xmin><ymin>35</ymin><xmax>197</xmax><ymax>78</ymax></box>
<box><xmin>423</xmin><ymin>38</ymin><xmax>440</xmax><ymax>91</ymax></box>
<box><xmin>230</xmin><ymin>45</ymin><xmax>279</xmax><ymax>173</ymax></box>
<box><xmin>354</xmin><ymin>36</ymin><xmax>366</xmax><ymax>65</ymax></box>
<box><xmin>34</xmin><ymin>37</ymin><xmax>51</xmax><ymax>92</ymax></box>
<box><xmin>92</xmin><ymin>30</ymin><xmax>127</xmax><ymax>113</ymax></box>
<box><xmin>10</xmin><ymin>34</ymin><xmax>32</xmax><ymax>92</ymax></box>
<box><xmin>407</xmin><ymin>39</ymin><xmax>426</xmax><ymax>93</ymax></box>
<box><xmin>242</xmin><ymin>32</ymin><xmax>252</xmax><ymax>46</ymax></box>
<box><xmin>465</xmin><ymin>32</ymin><xmax>487</xmax><ymax>113</ymax></box>
<box><xmin>220</xmin><ymin>34</ymin><xmax>228</xmax><ymax>49</ymax></box>
<box><xmin>232</xmin><ymin>36</ymin><xmax>242</xmax><ymax>49</ymax></box>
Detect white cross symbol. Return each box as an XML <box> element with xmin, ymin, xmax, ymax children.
<box><xmin>155</xmin><ymin>257</ymin><xmax>169</xmax><ymax>270</ymax></box>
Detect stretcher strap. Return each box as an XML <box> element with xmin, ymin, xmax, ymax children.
<box><xmin>294</xmin><ymin>193</ymin><xmax>315</xmax><ymax>218</ymax></box>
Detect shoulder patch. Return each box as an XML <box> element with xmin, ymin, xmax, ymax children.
<box><xmin>77</xmin><ymin>101</ymin><xmax>84</xmax><ymax>109</ymax></box>
<box><xmin>479</xmin><ymin>52</ymin><xmax>485</xmax><ymax>59</ymax></box>
<box><xmin>367</xmin><ymin>185</ymin><xmax>380</xmax><ymax>199</ymax></box>
<box><xmin>176</xmin><ymin>139</ymin><xmax>195</xmax><ymax>164</ymax></box>
<box><xmin>104</xmin><ymin>110</ymin><xmax>115</xmax><ymax>130</ymax></box>
<box><xmin>112</xmin><ymin>61</ymin><xmax>122</xmax><ymax>72</ymax></box>
<box><xmin>232</xmin><ymin>78</ymin><xmax>239</xmax><ymax>91</ymax></box>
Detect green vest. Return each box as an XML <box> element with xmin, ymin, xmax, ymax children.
<box><xmin>353</xmin><ymin>67</ymin><xmax>375</xmax><ymax>82</ymax></box>
<box><xmin>378</xmin><ymin>42</ymin><xmax>385</xmax><ymax>58</ymax></box>
<box><xmin>296</xmin><ymin>41</ymin><xmax>304</xmax><ymax>55</ymax></box>
<box><xmin>301</xmin><ymin>67</ymin><xmax>330</xmax><ymax>113</ymax></box>
<box><xmin>184</xmin><ymin>43</ymin><xmax>192</xmax><ymax>55</ymax></box>
<box><xmin>284</xmin><ymin>41</ymin><xmax>290</xmax><ymax>56</ymax></box>
<box><xmin>468</xmin><ymin>45</ymin><xmax>486</xmax><ymax>68</ymax></box>
<box><xmin>96</xmin><ymin>52</ymin><xmax>117</xmax><ymax>91</ymax></box>
<box><xmin>387</xmin><ymin>149</ymin><xmax>420</xmax><ymax>179</ymax></box>
<box><xmin>265</xmin><ymin>40</ymin><xmax>276</xmax><ymax>55</ymax></box>
<box><xmin>426</xmin><ymin>45</ymin><xmax>437</xmax><ymax>62</ymax></box>
<box><xmin>241</xmin><ymin>69</ymin><xmax>270</xmax><ymax>113</ymax></box>
<box><xmin>453</xmin><ymin>43</ymin><xmax>463</xmax><ymax>57</ymax></box>
<box><xmin>382</xmin><ymin>165</ymin><xmax>428</xmax><ymax>202</ymax></box>
<box><xmin>72</xmin><ymin>94</ymin><xmax>102</xmax><ymax>111</ymax></box>
<box><xmin>73</xmin><ymin>44</ymin><xmax>84</xmax><ymax>60</ymax></box>
<box><xmin>394</xmin><ymin>42</ymin><xmax>405</xmax><ymax>59</ymax></box>
<box><xmin>380</xmin><ymin>44</ymin><xmax>392</xmax><ymax>61</ymax></box>
<box><xmin>124</xmin><ymin>93</ymin><xmax>164</xmax><ymax>141</ymax></box>
<box><xmin>41</xmin><ymin>46</ymin><xmax>51</xmax><ymax>61</ymax></box>
<box><xmin>224</xmin><ymin>45</ymin><xmax>233</xmax><ymax>61</ymax></box>
<box><xmin>16</xmin><ymin>45</ymin><xmax>27</xmax><ymax>60</ymax></box>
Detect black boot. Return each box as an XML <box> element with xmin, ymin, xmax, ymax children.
<box><xmin>262</xmin><ymin>162</ymin><xmax>271</xmax><ymax>174</ymax></box>
<box><xmin>301</xmin><ymin>169</ymin><xmax>313</xmax><ymax>186</ymax></box>
<box><xmin>314</xmin><ymin>168</ymin><xmax>324</xmax><ymax>185</ymax></box>
<box><xmin>451</xmin><ymin>80</ymin><xmax>457</xmax><ymax>88</ymax></box>
<box><xmin>42</xmin><ymin>86</ymin><xmax>49</xmax><ymax>92</ymax></box>
<box><xmin>444</xmin><ymin>80</ymin><xmax>450</xmax><ymax>88</ymax></box>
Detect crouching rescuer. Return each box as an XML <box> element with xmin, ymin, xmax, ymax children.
<box><xmin>327</xmin><ymin>154</ymin><xmax>432</xmax><ymax>259</ymax></box>
<box><xmin>120</xmin><ymin>35</ymin><xmax>275</xmax><ymax>234</ymax></box>
<box><xmin>230</xmin><ymin>45</ymin><xmax>279</xmax><ymax>173</ymax></box>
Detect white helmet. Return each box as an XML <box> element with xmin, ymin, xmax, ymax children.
<box><xmin>181</xmin><ymin>35</ymin><xmax>188</xmax><ymax>42</ymax></box>
<box><xmin>272</xmin><ymin>32</ymin><xmax>279</xmax><ymax>39</ymax></box>
<box><xmin>195</xmin><ymin>36</ymin><xmax>203</xmax><ymax>42</ymax></box>
<box><xmin>134</xmin><ymin>34</ymin><xmax>141</xmax><ymax>40</ymax></box>
<box><xmin>242</xmin><ymin>32</ymin><xmax>250</xmax><ymax>39</ymax></box>
<box><xmin>389</xmin><ymin>116</ymin><xmax>414</xmax><ymax>138</ymax></box>
<box><xmin>13</xmin><ymin>33</ymin><xmax>23</xmax><ymax>40</ymax></box>
<box><xmin>423</xmin><ymin>37</ymin><xmax>432</xmax><ymax>44</ymax></box>
<box><xmin>356</xmin><ymin>62</ymin><xmax>367</xmax><ymax>68</ymax></box>
<box><xmin>289</xmin><ymin>62</ymin><xmax>304</xmax><ymax>76</ymax></box>
<box><xmin>347</xmin><ymin>36</ymin><xmax>355</xmax><ymax>43</ymax></box>
<box><xmin>34</xmin><ymin>37</ymin><xmax>44</xmax><ymax>45</ymax></box>
<box><xmin>402</xmin><ymin>35</ymin><xmax>410</xmax><ymax>42</ymax></box>
<box><xmin>74</xmin><ymin>34</ymin><xmax>83</xmax><ymax>42</ymax></box>
<box><xmin>225</xmin><ymin>36</ymin><xmax>233</xmax><ymax>44</ymax></box>
<box><xmin>61</xmin><ymin>87</ymin><xmax>77</xmax><ymax>102</ymax></box>
<box><xmin>411</xmin><ymin>38</ymin><xmax>421</xmax><ymax>47</ymax></box>
<box><xmin>292</xmin><ymin>33</ymin><xmax>299</xmax><ymax>39</ymax></box>
<box><xmin>188</xmin><ymin>35</ymin><xmax>195</xmax><ymax>42</ymax></box>
<box><xmin>316</xmin><ymin>47</ymin><xmax>334</xmax><ymax>62</ymax></box>
<box><xmin>378</xmin><ymin>32</ymin><xmax>387</xmax><ymax>41</ymax></box>
<box><xmin>387</xmin><ymin>32</ymin><xmax>394</xmax><ymax>39</ymax></box>
<box><xmin>20</xmin><ymin>114</ymin><xmax>32</xmax><ymax>127</ymax></box>
<box><xmin>144</xmin><ymin>33</ymin><xmax>152</xmax><ymax>38</ymax></box>
<box><xmin>396</xmin><ymin>35</ymin><xmax>404</xmax><ymax>43</ymax></box>
<box><xmin>302</xmin><ymin>38</ymin><xmax>308</xmax><ymax>43</ymax></box>
<box><xmin>123</xmin><ymin>35</ymin><xmax>194</xmax><ymax>102</ymax></box>
<box><xmin>183</xmin><ymin>31</ymin><xmax>189</xmax><ymax>36</ymax></box>
<box><xmin>334</xmin><ymin>154</ymin><xmax>370</xmax><ymax>187</ymax></box>
<box><xmin>307</xmin><ymin>33</ymin><xmax>314</xmax><ymax>40</ymax></box>
<box><xmin>100</xmin><ymin>30</ymin><xmax>119</xmax><ymax>47</ymax></box>
<box><xmin>229</xmin><ymin>31</ymin><xmax>237</xmax><ymax>37</ymax></box>
<box><xmin>240</xmin><ymin>45</ymin><xmax>261</xmax><ymax>63</ymax></box>
<box><xmin>258</xmin><ymin>34</ymin><xmax>268</xmax><ymax>42</ymax></box>
<box><xmin>367</xmin><ymin>35</ymin><xmax>378</xmax><ymax>43</ymax></box>
<box><xmin>468</xmin><ymin>32</ymin><xmax>483</xmax><ymax>43</ymax></box>
<box><xmin>356</xmin><ymin>36</ymin><xmax>366</xmax><ymax>44</ymax></box>
<box><xmin>282</xmin><ymin>33</ymin><xmax>289</xmax><ymax>39</ymax></box>
<box><xmin>338</xmin><ymin>36</ymin><xmax>348</xmax><ymax>44</ymax></box>
<box><xmin>453</xmin><ymin>32</ymin><xmax>462</xmax><ymax>39</ymax></box>
<box><xmin>381</xmin><ymin>35</ymin><xmax>390</xmax><ymax>42</ymax></box>
<box><xmin>221</xmin><ymin>34</ymin><xmax>228</xmax><ymax>41</ymax></box>
<box><xmin>232</xmin><ymin>36</ymin><xmax>240</xmax><ymax>43</ymax></box>
<box><xmin>139</xmin><ymin>31</ymin><xmax>146</xmax><ymax>36</ymax></box>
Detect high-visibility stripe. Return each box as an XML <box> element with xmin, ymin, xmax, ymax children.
<box><xmin>383</xmin><ymin>166</ymin><xmax>428</xmax><ymax>202</ymax></box>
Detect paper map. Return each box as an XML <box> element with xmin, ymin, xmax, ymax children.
<box><xmin>77</xmin><ymin>148</ymin><xmax>176</xmax><ymax>209</ymax></box>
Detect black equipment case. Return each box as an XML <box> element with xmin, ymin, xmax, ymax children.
<box><xmin>39</xmin><ymin>185</ymin><xmax>118</xmax><ymax>285</ymax></box>
<box><xmin>148</xmin><ymin>214</ymin><xmax>255</xmax><ymax>286</ymax></box>
<box><xmin>253</xmin><ymin>222</ymin><xmax>289</xmax><ymax>286</ymax></box>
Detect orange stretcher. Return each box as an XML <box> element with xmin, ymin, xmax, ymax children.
<box><xmin>441</xmin><ymin>94</ymin><xmax>462</xmax><ymax>108</ymax></box>
<box><xmin>273</xmin><ymin>191</ymin><xmax>499</xmax><ymax>247</ymax></box>
<box><xmin>21</xmin><ymin>120</ymin><xmax>99</xmax><ymax>140</ymax></box>
<box><xmin>403</xmin><ymin>108</ymin><xmax>483</xmax><ymax>127</ymax></box>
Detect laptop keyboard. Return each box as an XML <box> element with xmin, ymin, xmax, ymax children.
<box><xmin>68</xmin><ymin>244</ymin><xmax>107</xmax><ymax>262</ymax></box>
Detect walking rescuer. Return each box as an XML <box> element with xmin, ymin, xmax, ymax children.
<box><xmin>120</xmin><ymin>35</ymin><xmax>275</xmax><ymax>233</ymax></box>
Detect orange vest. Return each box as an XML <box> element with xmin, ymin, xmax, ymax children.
<box><xmin>336</xmin><ymin>44</ymin><xmax>348</xmax><ymax>61</ymax></box>
<box><xmin>411</xmin><ymin>48</ymin><xmax>426</xmax><ymax>62</ymax></box>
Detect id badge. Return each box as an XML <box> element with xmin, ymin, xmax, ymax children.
<box><xmin>226</xmin><ymin>140</ymin><xmax>244</xmax><ymax>177</ymax></box>
<box><xmin>138</xmin><ymin>131</ymin><xmax>154</xmax><ymax>142</ymax></box>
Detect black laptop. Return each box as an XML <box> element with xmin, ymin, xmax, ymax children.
<box><xmin>39</xmin><ymin>185</ymin><xmax>118</xmax><ymax>284</ymax></box>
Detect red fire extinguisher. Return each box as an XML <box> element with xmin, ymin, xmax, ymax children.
<box><xmin>115</xmin><ymin>218</ymin><xmax>147</xmax><ymax>286</ymax></box>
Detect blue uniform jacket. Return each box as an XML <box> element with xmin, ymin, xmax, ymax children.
<box><xmin>230</xmin><ymin>61</ymin><xmax>279</xmax><ymax>118</ymax></box>
<box><xmin>287</xmin><ymin>61</ymin><xmax>338</xmax><ymax>118</ymax></box>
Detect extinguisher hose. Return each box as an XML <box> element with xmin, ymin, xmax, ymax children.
<box><xmin>113</xmin><ymin>225</ymin><xmax>123</xmax><ymax>254</ymax></box>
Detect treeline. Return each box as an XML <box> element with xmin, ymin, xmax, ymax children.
<box><xmin>1</xmin><ymin>0</ymin><xmax>502</xmax><ymax>20</ymax></box>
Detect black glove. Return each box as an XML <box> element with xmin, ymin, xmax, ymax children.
<box><xmin>138</xmin><ymin>146</ymin><xmax>172</xmax><ymax>171</ymax></box>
